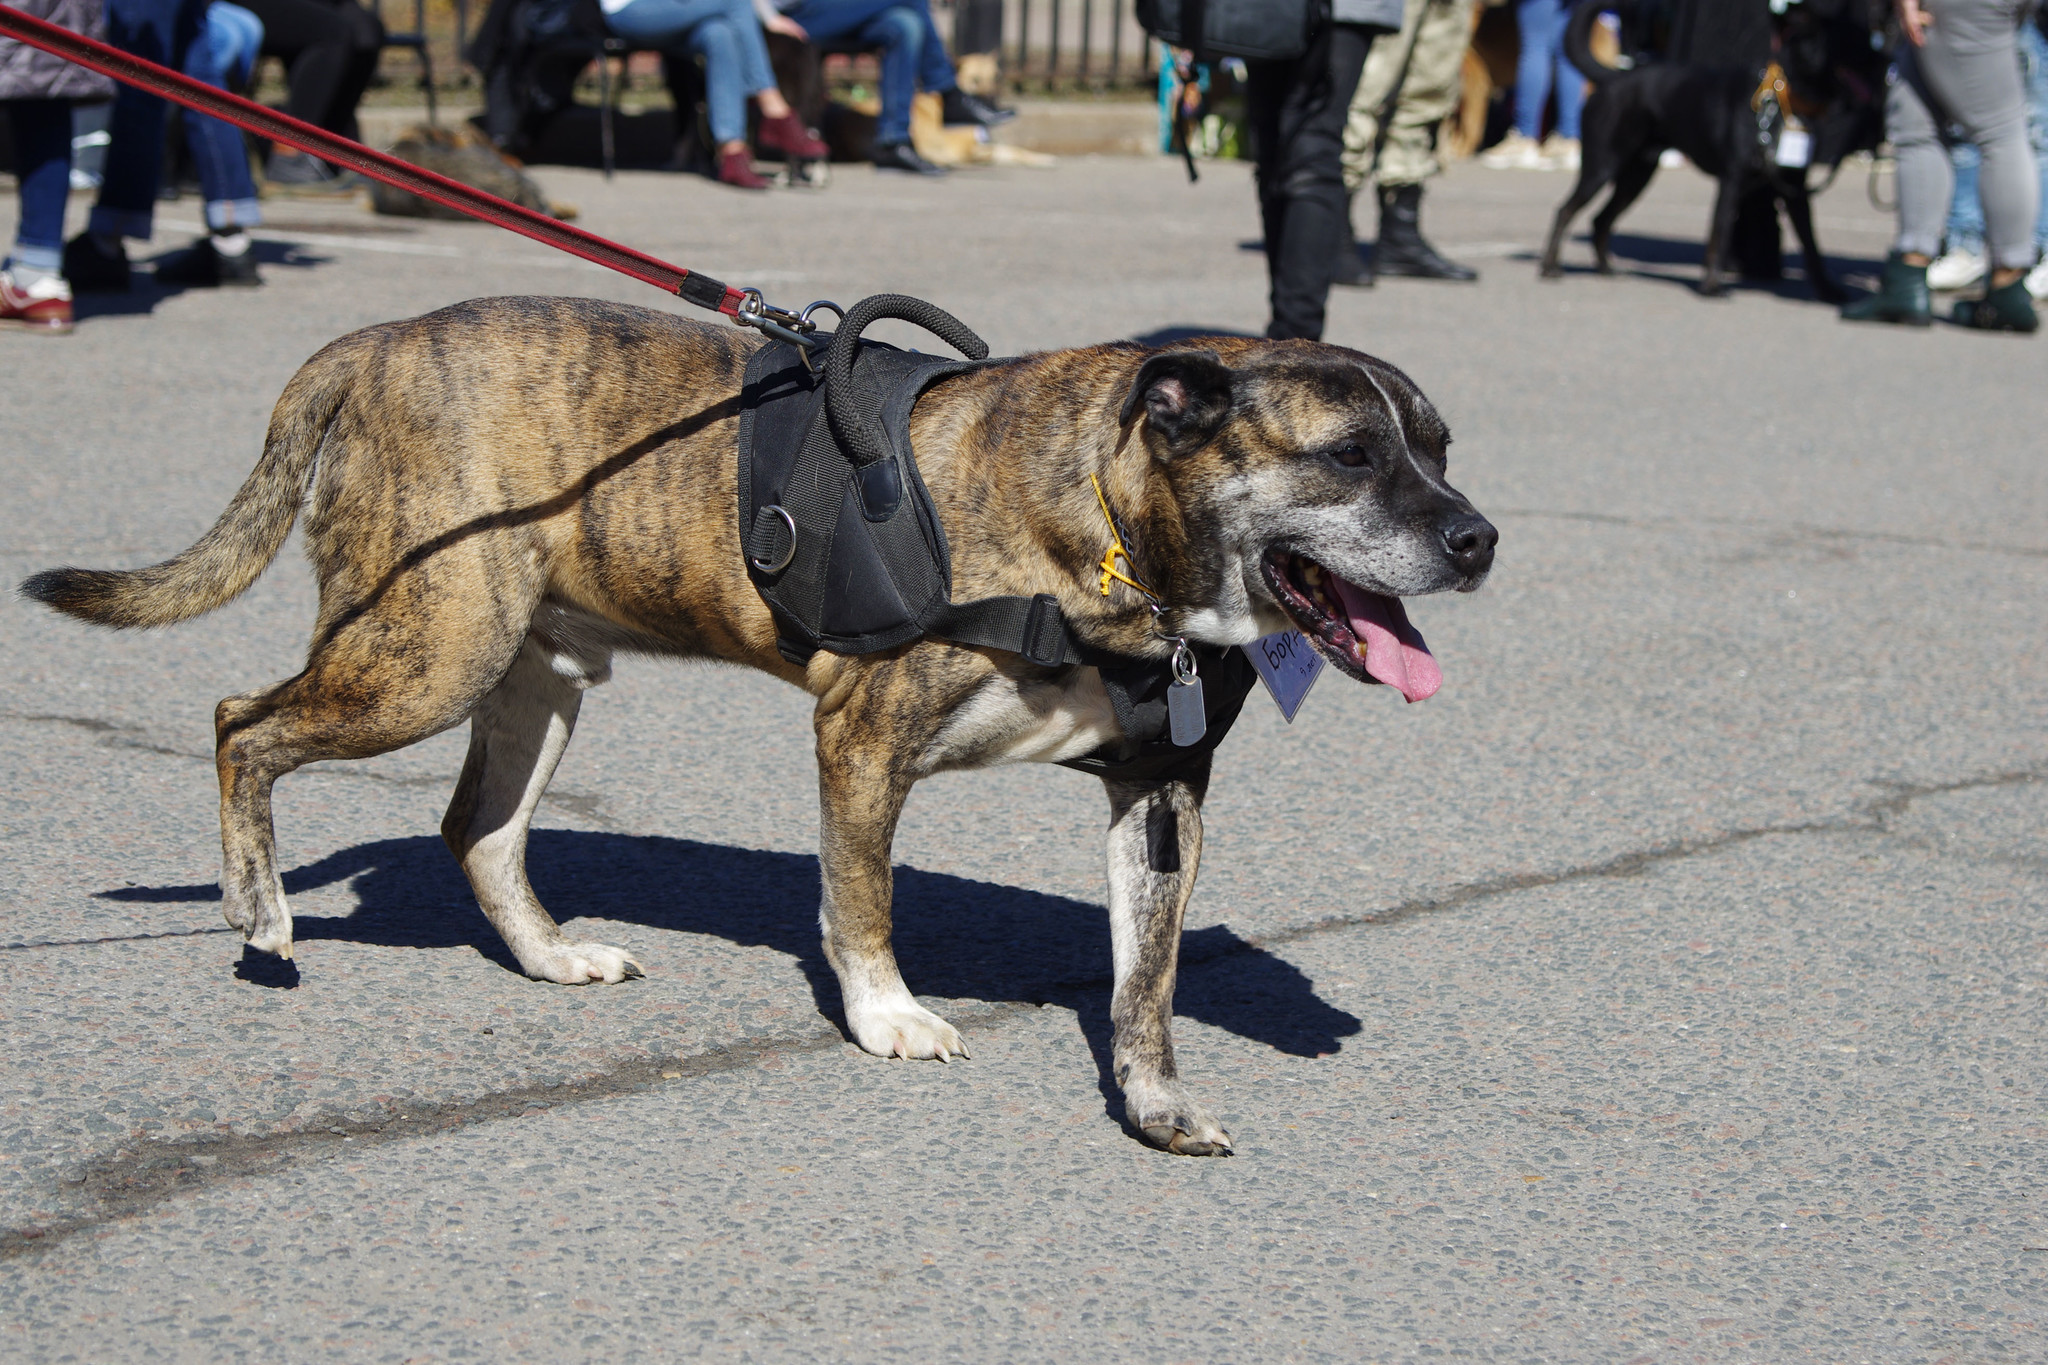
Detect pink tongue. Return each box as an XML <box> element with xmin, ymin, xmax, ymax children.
<box><xmin>1329</xmin><ymin>577</ymin><xmax>1441</xmax><ymax>703</ymax></box>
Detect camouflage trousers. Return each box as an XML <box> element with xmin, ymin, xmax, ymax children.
<box><xmin>1341</xmin><ymin>0</ymin><xmax>1477</xmax><ymax>191</ymax></box>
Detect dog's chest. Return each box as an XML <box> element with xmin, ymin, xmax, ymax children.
<box><xmin>930</xmin><ymin>668</ymin><xmax>1124</xmax><ymax>769</ymax></box>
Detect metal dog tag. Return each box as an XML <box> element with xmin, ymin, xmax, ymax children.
<box><xmin>1774</xmin><ymin>126</ymin><xmax>1811</xmax><ymax>168</ymax></box>
<box><xmin>1166</xmin><ymin>642</ymin><xmax>1206</xmax><ymax>746</ymax></box>
<box><xmin>1242</xmin><ymin>629</ymin><xmax>1325</xmax><ymax>722</ymax></box>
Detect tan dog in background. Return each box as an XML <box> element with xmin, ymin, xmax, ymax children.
<box><xmin>24</xmin><ymin>296</ymin><xmax>1496</xmax><ymax>1154</ymax></box>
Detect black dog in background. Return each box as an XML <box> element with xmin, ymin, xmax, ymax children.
<box><xmin>1538</xmin><ymin>0</ymin><xmax>1885</xmax><ymax>299</ymax></box>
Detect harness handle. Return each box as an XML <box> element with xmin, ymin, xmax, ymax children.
<box><xmin>823</xmin><ymin>294</ymin><xmax>990</xmax><ymax>469</ymax></box>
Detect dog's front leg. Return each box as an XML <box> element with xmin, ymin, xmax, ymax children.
<box><xmin>815</xmin><ymin>715</ymin><xmax>966</xmax><ymax>1062</ymax></box>
<box><xmin>1103</xmin><ymin>764</ymin><xmax>1231</xmax><ymax>1156</ymax></box>
<box><xmin>1700</xmin><ymin>175</ymin><xmax>1746</xmax><ymax>296</ymax></box>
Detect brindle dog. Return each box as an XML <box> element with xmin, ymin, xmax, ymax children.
<box><xmin>24</xmin><ymin>296</ymin><xmax>1496</xmax><ymax>1155</ymax></box>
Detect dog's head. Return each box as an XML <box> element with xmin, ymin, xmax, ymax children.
<box><xmin>1121</xmin><ymin>342</ymin><xmax>1495</xmax><ymax>701</ymax></box>
<box><xmin>1773</xmin><ymin>0</ymin><xmax>1890</xmax><ymax>161</ymax></box>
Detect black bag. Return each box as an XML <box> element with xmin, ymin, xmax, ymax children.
<box><xmin>1135</xmin><ymin>0</ymin><xmax>1324</xmax><ymax>60</ymax></box>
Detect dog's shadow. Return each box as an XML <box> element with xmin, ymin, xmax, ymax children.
<box><xmin>104</xmin><ymin>831</ymin><xmax>1361</xmax><ymax>1128</ymax></box>
<box><xmin>1570</xmin><ymin>230</ymin><xmax>1885</xmax><ymax>301</ymax></box>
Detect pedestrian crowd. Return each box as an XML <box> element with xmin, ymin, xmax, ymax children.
<box><xmin>4</xmin><ymin>0</ymin><xmax>2044</xmax><ymax>336</ymax></box>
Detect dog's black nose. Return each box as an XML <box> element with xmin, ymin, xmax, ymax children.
<box><xmin>1442</xmin><ymin>514</ymin><xmax>1497</xmax><ymax>576</ymax></box>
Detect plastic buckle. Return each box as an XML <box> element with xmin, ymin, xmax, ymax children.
<box><xmin>1020</xmin><ymin>594</ymin><xmax>1067</xmax><ymax>669</ymax></box>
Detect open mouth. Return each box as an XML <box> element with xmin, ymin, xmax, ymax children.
<box><xmin>1260</xmin><ymin>551</ymin><xmax>1441</xmax><ymax>703</ymax></box>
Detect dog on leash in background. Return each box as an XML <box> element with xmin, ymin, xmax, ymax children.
<box><xmin>22</xmin><ymin>297</ymin><xmax>1497</xmax><ymax>1155</ymax></box>
<box><xmin>1539</xmin><ymin>0</ymin><xmax>1886</xmax><ymax>299</ymax></box>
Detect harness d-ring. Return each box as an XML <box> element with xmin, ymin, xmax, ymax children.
<box><xmin>750</xmin><ymin>504</ymin><xmax>798</xmax><ymax>574</ymax></box>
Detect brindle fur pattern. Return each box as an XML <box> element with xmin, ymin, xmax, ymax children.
<box><xmin>23</xmin><ymin>296</ymin><xmax>1495</xmax><ymax>1155</ymax></box>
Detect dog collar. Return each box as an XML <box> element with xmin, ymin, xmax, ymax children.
<box><xmin>1752</xmin><ymin>62</ymin><xmax>1823</xmax><ymax>121</ymax></box>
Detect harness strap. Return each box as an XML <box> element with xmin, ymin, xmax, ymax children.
<box><xmin>923</xmin><ymin>594</ymin><xmax>1084</xmax><ymax>669</ymax></box>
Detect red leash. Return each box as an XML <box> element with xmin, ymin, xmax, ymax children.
<box><xmin>0</xmin><ymin>1</ymin><xmax>760</xmax><ymax>318</ymax></box>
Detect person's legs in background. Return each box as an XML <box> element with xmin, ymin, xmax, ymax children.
<box><xmin>65</xmin><ymin>0</ymin><xmax>200</xmax><ymax>289</ymax></box>
<box><xmin>1248</xmin><ymin>22</ymin><xmax>1376</xmax><ymax>340</ymax></box>
<box><xmin>1930</xmin><ymin>139</ymin><xmax>1988</xmax><ymax>290</ymax></box>
<box><xmin>1484</xmin><ymin>0</ymin><xmax>1559</xmax><ymax>167</ymax></box>
<box><xmin>206</xmin><ymin>0</ymin><xmax>265</xmax><ymax>88</ymax></box>
<box><xmin>235</xmin><ymin>0</ymin><xmax>383</xmax><ymax>182</ymax></box>
<box><xmin>1371</xmin><ymin>0</ymin><xmax>1481</xmax><ymax>280</ymax></box>
<box><xmin>2</xmin><ymin>99</ymin><xmax>80</xmax><ymax>331</ymax></box>
<box><xmin>158</xmin><ymin>1</ymin><xmax>265</xmax><ymax>285</ymax></box>
<box><xmin>1544</xmin><ymin>13</ymin><xmax>1583</xmax><ymax>167</ymax></box>
<box><xmin>2019</xmin><ymin>17</ymin><xmax>2048</xmax><ymax>295</ymax></box>
<box><xmin>610</xmin><ymin>0</ymin><xmax>824</xmax><ymax>188</ymax></box>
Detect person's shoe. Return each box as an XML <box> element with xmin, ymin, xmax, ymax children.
<box><xmin>155</xmin><ymin>234</ymin><xmax>262</xmax><ymax>288</ymax></box>
<box><xmin>1951</xmin><ymin>276</ymin><xmax>2039</xmax><ymax>332</ymax></box>
<box><xmin>872</xmin><ymin>139</ymin><xmax>948</xmax><ymax>175</ymax></box>
<box><xmin>1840</xmin><ymin>252</ymin><xmax>1931</xmax><ymax>325</ymax></box>
<box><xmin>2024</xmin><ymin>256</ymin><xmax>2048</xmax><ymax>301</ymax></box>
<box><xmin>1925</xmin><ymin>245</ymin><xmax>1987</xmax><ymax>291</ymax></box>
<box><xmin>0</xmin><ymin>268</ymin><xmax>74</xmax><ymax>332</ymax></box>
<box><xmin>755</xmin><ymin>110</ymin><xmax>828</xmax><ymax>162</ymax></box>
<box><xmin>263</xmin><ymin>150</ymin><xmax>354</xmax><ymax>194</ymax></box>
<box><xmin>1374</xmin><ymin>184</ymin><xmax>1478</xmax><ymax>281</ymax></box>
<box><xmin>716</xmin><ymin>146</ymin><xmax>771</xmax><ymax>190</ymax></box>
<box><xmin>1539</xmin><ymin>133</ymin><xmax>1581</xmax><ymax>171</ymax></box>
<box><xmin>1331</xmin><ymin>191</ymin><xmax>1374</xmax><ymax>288</ymax></box>
<box><xmin>1479</xmin><ymin>131</ymin><xmax>1551</xmax><ymax>170</ymax></box>
<box><xmin>61</xmin><ymin>232</ymin><xmax>130</xmax><ymax>293</ymax></box>
<box><xmin>940</xmin><ymin>88</ymin><xmax>1014</xmax><ymax>127</ymax></box>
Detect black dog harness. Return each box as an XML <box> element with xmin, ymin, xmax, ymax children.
<box><xmin>735</xmin><ymin>294</ymin><xmax>1257</xmax><ymax>784</ymax></box>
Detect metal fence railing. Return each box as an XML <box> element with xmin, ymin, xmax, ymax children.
<box><xmin>999</xmin><ymin>0</ymin><xmax>1157</xmax><ymax>89</ymax></box>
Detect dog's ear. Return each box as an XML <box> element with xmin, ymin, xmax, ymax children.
<box><xmin>1119</xmin><ymin>350</ymin><xmax>1236</xmax><ymax>454</ymax></box>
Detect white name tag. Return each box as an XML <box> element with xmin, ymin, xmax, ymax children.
<box><xmin>1774</xmin><ymin>127</ymin><xmax>1811</xmax><ymax>168</ymax></box>
<box><xmin>1242</xmin><ymin>630</ymin><xmax>1325</xmax><ymax>722</ymax></box>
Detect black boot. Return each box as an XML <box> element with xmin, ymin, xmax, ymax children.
<box><xmin>1374</xmin><ymin>183</ymin><xmax>1478</xmax><ymax>281</ymax></box>
<box><xmin>1331</xmin><ymin>192</ymin><xmax>1375</xmax><ymax>288</ymax></box>
<box><xmin>1841</xmin><ymin>253</ymin><xmax>1932</xmax><ymax>326</ymax></box>
<box><xmin>1951</xmin><ymin>276</ymin><xmax>2039</xmax><ymax>333</ymax></box>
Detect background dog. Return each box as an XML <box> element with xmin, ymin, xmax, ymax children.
<box><xmin>1539</xmin><ymin>0</ymin><xmax>1886</xmax><ymax>298</ymax></box>
<box><xmin>22</xmin><ymin>297</ymin><xmax>1495</xmax><ymax>1155</ymax></box>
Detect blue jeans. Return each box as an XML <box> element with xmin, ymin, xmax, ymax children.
<box><xmin>93</xmin><ymin>0</ymin><xmax>262</xmax><ymax>238</ymax></box>
<box><xmin>782</xmin><ymin>0</ymin><xmax>956</xmax><ymax>143</ymax></box>
<box><xmin>207</xmin><ymin>1</ymin><xmax>265</xmax><ymax>87</ymax></box>
<box><xmin>1945</xmin><ymin>19</ymin><xmax>2048</xmax><ymax>254</ymax></box>
<box><xmin>1513</xmin><ymin>0</ymin><xmax>1583</xmax><ymax>141</ymax></box>
<box><xmin>6</xmin><ymin>100</ymin><xmax>75</xmax><ymax>273</ymax></box>
<box><xmin>607</xmin><ymin>0</ymin><xmax>778</xmax><ymax>145</ymax></box>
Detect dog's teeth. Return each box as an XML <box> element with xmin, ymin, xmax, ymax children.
<box><xmin>1301</xmin><ymin>562</ymin><xmax>1324</xmax><ymax>584</ymax></box>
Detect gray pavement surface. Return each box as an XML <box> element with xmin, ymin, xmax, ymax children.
<box><xmin>0</xmin><ymin>154</ymin><xmax>2044</xmax><ymax>1362</ymax></box>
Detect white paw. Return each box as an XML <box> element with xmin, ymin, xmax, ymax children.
<box><xmin>846</xmin><ymin>992</ymin><xmax>968</xmax><ymax>1061</ymax></box>
<box><xmin>525</xmin><ymin>941</ymin><xmax>644</xmax><ymax>984</ymax></box>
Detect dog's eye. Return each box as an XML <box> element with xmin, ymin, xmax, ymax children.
<box><xmin>1328</xmin><ymin>444</ymin><xmax>1371</xmax><ymax>469</ymax></box>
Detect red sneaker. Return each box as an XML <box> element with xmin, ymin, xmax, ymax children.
<box><xmin>755</xmin><ymin>111</ymin><xmax>829</xmax><ymax>162</ymax></box>
<box><xmin>717</xmin><ymin>146</ymin><xmax>771</xmax><ymax>190</ymax></box>
<box><xmin>0</xmin><ymin>269</ymin><xmax>74</xmax><ymax>333</ymax></box>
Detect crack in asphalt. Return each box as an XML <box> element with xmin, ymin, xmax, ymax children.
<box><xmin>1498</xmin><ymin>508</ymin><xmax>2048</xmax><ymax>561</ymax></box>
<box><xmin>2</xmin><ymin>765</ymin><xmax>2039</xmax><ymax>1258</ymax></box>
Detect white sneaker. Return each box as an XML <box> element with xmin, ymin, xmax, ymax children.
<box><xmin>1540</xmin><ymin>134</ymin><xmax>1581</xmax><ymax>171</ymax></box>
<box><xmin>1480</xmin><ymin>132</ymin><xmax>1552</xmax><ymax>170</ymax></box>
<box><xmin>1925</xmin><ymin>247</ymin><xmax>1987</xmax><ymax>291</ymax></box>
<box><xmin>2026</xmin><ymin>257</ymin><xmax>2048</xmax><ymax>300</ymax></box>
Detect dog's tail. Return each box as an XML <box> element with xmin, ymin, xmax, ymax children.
<box><xmin>20</xmin><ymin>335</ymin><xmax>360</xmax><ymax>629</ymax></box>
<box><xmin>1564</xmin><ymin>0</ymin><xmax>1626</xmax><ymax>88</ymax></box>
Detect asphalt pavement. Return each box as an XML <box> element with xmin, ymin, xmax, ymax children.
<box><xmin>0</xmin><ymin>151</ymin><xmax>2043</xmax><ymax>1363</ymax></box>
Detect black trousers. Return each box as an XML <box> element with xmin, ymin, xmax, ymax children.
<box><xmin>1245</xmin><ymin>22</ymin><xmax>1378</xmax><ymax>340</ymax></box>
<box><xmin>238</xmin><ymin>0</ymin><xmax>384</xmax><ymax>142</ymax></box>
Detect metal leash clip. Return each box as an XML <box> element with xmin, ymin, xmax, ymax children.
<box><xmin>732</xmin><ymin>291</ymin><xmax>846</xmax><ymax>370</ymax></box>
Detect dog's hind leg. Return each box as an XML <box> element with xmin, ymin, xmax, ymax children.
<box><xmin>441</xmin><ymin>632</ymin><xmax>640</xmax><ymax>984</ymax></box>
<box><xmin>1540</xmin><ymin>169</ymin><xmax>1614</xmax><ymax>279</ymax></box>
<box><xmin>1591</xmin><ymin>154</ymin><xmax>1658</xmax><ymax>274</ymax></box>
<box><xmin>215</xmin><ymin>628</ymin><xmax>529</xmax><ymax>962</ymax></box>
<box><xmin>1102</xmin><ymin>764</ymin><xmax>1229</xmax><ymax>1156</ymax></box>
